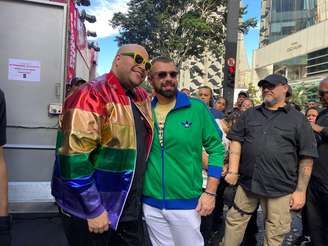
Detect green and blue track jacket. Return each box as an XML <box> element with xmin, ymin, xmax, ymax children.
<box><xmin>143</xmin><ymin>91</ymin><xmax>225</xmax><ymax>209</ymax></box>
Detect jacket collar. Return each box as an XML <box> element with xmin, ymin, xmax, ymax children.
<box><xmin>106</xmin><ymin>71</ymin><xmax>126</xmax><ymax>95</ymax></box>
<box><xmin>151</xmin><ymin>91</ymin><xmax>190</xmax><ymax>109</ymax></box>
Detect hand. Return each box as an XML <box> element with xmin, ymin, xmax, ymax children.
<box><xmin>195</xmin><ymin>192</ymin><xmax>216</xmax><ymax>216</ymax></box>
<box><xmin>87</xmin><ymin>210</ymin><xmax>110</xmax><ymax>234</ymax></box>
<box><xmin>224</xmin><ymin>172</ymin><xmax>239</xmax><ymax>185</ymax></box>
<box><xmin>222</xmin><ymin>164</ymin><xmax>228</xmax><ymax>176</ymax></box>
<box><xmin>310</xmin><ymin>123</ymin><xmax>323</xmax><ymax>133</ymax></box>
<box><xmin>289</xmin><ymin>191</ymin><xmax>306</xmax><ymax>210</ymax></box>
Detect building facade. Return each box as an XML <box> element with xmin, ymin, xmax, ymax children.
<box><xmin>253</xmin><ymin>0</ymin><xmax>328</xmax><ymax>89</ymax></box>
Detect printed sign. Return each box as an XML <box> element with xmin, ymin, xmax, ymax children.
<box><xmin>8</xmin><ymin>58</ymin><xmax>41</xmax><ymax>82</ymax></box>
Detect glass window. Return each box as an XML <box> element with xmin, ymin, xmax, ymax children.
<box><xmin>268</xmin><ymin>0</ymin><xmax>317</xmax><ymax>44</ymax></box>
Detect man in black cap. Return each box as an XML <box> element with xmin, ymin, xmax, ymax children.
<box><xmin>223</xmin><ymin>74</ymin><xmax>318</xmax><ymax>246</ymax></box>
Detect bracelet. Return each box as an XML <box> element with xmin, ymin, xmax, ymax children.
<box><xmin>228</xmin><ymin>171</ymin><xmax>239</xmax><ymax>176</ymax></box>
<box><xmin>203</xmin><ymin>190</ymin><xmax>217</xmax><ymax>197</ymax></box>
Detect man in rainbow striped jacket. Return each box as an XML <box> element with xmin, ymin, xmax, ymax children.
<box><xmin>51</xmin><ymin>44</ymin><xmax>154</xmax><ymax>246</ymax></box>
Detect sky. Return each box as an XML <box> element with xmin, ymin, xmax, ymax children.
<box><xmin>82</xmin><ymin>0</ymin><xmax>261</xmax><ymax>75</ymax></box>
<box><xmin>79</xmin><ymin>0</ymin><xmax>129</xmax><ymax>75</ymax></box>
<box><xmin>242</xmin><ymin>0</ymin><xmax>262</xmax><ymax>65</ymax></box>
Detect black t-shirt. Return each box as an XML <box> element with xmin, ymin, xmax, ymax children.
<box><xmin>0</xmin><ymin>89</ymin><xmax>6</xmax><ymax>146</ymax></box>
<box><xmin>312</xmin><ymin>107</ymin><xmax>328</xmax><ymax>190</ymax></box>
<box><xmin>227</xmin><ymin>104</ymin><xmax>318</xmax><ymax>197</ymax></box>
<box><xmin>120</xmin><ymin>92</ymin><xmax>148</xmax><ymax>222</ymax></box>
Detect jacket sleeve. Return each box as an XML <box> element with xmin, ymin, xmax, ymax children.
<box><xmin>201</xmin><ymin>104</ymin><xmax>225</xmax><ymax>179</ymax></box>
<box><xmin>57</xmin><ymin>88</ymin><xmax>105</xmax><ymax>218</ymax></box>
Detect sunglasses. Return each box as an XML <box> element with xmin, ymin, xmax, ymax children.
<box><xmin>155</xmin><ymin>71</ymin><xmax>178</xmax><ymax>79</ymax></box>
<box><xmin>319</xmin><ymin>90</ymin><xmax>328</xmax><ymax>97</ymax></box>
<box><xmin>261</xmin><ymin>83</ymin><xmax>286</xmax><ymax>90</ymax></box>
<box><xmin>120</xmin><ymin>52</ymin><xmax>151</xmax><ymax>71</ymax></box>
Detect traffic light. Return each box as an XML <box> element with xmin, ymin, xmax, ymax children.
<box><xmin>227</xmin><ymin>65</ymin><xmax>235</xmax><ymax>88</ymax></box>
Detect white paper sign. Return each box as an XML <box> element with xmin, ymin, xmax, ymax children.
<box><xmin>8</xmin><ymin>58</ymin><xmax>41</xmax><ymax>82</ymax></box>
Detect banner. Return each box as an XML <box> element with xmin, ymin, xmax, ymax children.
<box><xmin>77</xmin><ymin>16</ymin><xmax>87</xmax><ymax>50</ymax></box>
<box><xmin>67</xmin><ymin>0</ymin><xmax>78</xmax><ymax>84</ymax></box>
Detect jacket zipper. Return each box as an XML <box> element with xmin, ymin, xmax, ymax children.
<box><xmin>116</xmin><ymin>98</ymin><xmax>137</xmax><ymax>228</ymax></box>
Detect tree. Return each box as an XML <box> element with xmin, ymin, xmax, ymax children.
<box><xmin>247</xmin><ymin>82</ymin><xmax>261</xmax><ymax>105</ymax></box>
<box><xmin>239</xmin><ymin>5</ymin><xmax>257</xmax><ymax>34</ymax></box>
<box><xmin>290</xmin><ymin>84</ymin><xmax>319</xmax><ymax>110</ymax></box>
<box><xmin>111</xmin><ymin>0</ymin><xmax>257</xmax><ymax>68</ymax></box>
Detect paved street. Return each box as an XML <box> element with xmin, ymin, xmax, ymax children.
<box><xmin>11</xmin><ymin>210</ymin><xmax>303</xmax><ymax>246</ymax></box>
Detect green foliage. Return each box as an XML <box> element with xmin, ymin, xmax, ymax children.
<box><xmin>111</xmin><ymin>0</ymin><xmax>227</xmax><ymax>67</ymax></box>
<box><xmin>290</xmin><ymin>84</ymin><xmax>319</xmax><ymax>110</ymax></box>
<box><xmin>239</xmin><ymin>5</ymin><xmax>257</xmax><ymax>34</ymax></box>
<box><xmin>247</xmin><ymin>82</ymin><xmax>261</xmax><ymax>105</ymax></box>
<box><xmin>111</xmin><ymin>0</ymin><xmax>257</xmax><ymax>68</ymax></box>
<box><xmin>140</xmin><ymin>80</ymin><xmax>153</xmax><ymax>94</ymax></box>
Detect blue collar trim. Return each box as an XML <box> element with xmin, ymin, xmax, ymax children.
<box><xmin>151</xmin><ymin>91</ymin><xmax>190</xmax><ymax>109</ymax></box>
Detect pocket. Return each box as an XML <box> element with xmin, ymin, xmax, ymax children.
<box><xmin>273</xmin><ymin>125</ymin><xmax>296</xmax><ymax>148</ymax></box>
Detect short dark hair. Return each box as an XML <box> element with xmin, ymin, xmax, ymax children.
<box><xmin>71</xmin><ymin>77</ymin><xmax>86</xmax><ymax>86</ymax></box>
<box><xmin>238</xmin><ymin>91</ymin><xmax>249</xmax><ymax>98</ymax></box>
<box><xmin>305</xmin><ymin>107</ymin><xmax>319</xmax><ymax>116</ymax></box>
<box><xmin>198</xmin><ymin>86</ymin><xmax>214</xmax><ymax>107</ymax></box>
<box><xmin>151</xmin><ymin>56</ymin><xmax>175</xmax><ymax>66</ymax></box>
<box><xmin>150</xmin><ymin>56</ymin><xmax>176</xmax><ymax>75</ymax></box>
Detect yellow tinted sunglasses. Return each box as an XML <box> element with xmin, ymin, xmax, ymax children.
<box><xmin>120</xmin><ymin>52</ymin><xmax>151</xmax><ymax>71</ymax></box>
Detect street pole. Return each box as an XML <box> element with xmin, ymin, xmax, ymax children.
<box><xmin>223</xmin><ymin>0</ymin><xmax>240</xmax><ymax>110</ymax></box>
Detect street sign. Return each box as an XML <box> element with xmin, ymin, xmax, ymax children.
<box><xmin>227</xmin><ymin>57</ymin><xmax>236</xmax><ymax>67</ymax></box>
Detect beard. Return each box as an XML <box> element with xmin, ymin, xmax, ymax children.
<box><xmin>263</xmin><ymin>95</ymin><xmax>278</xmax><ymax>107</ymax></box>
<box><xmin>153</xmin><ymin>83</ymin><xmax>178</xmax><ymax>98</ymax></box>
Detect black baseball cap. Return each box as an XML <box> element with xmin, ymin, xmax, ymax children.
<box><xmin>258</xmin><ymin>74</ymin><xmax>288</xmax><ymax>87</ymax></box>
<box><xmin>238</xmin><ymin>91</ymin><xmax>249</xmax><ymax>98</ymax></box>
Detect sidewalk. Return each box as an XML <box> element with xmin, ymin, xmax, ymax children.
<box><xmin>11</xmin><ymin>213</ymin><xmax>68</xmax><ymax>246</ymax></box>
<box><xmin>10</xmin><ymin>211</ymin><xmax>303</xmax><ymax>246</ymax></box>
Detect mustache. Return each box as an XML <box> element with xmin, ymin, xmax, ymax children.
<box><xmin>161</xmin><ymin>82</ymin><xmax>176</xmax><ymax>87</ymax></box>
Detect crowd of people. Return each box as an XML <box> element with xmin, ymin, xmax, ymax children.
<box><xmin>0</xmin><ymin>43</ymin><xmax>328</xmax><ymax>246</ymax></box>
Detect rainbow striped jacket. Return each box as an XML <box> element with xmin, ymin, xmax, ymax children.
<box><xmin>51</xmin><ymin>72</ymin><xmax>154</xmax><ymax>229</ymax></box>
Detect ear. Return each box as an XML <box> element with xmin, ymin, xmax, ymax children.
<box><xmin>114</xmin><ymin>54</ymin><xmax>121</xmax><ymax>67</ymax></box>
<box><xmin>283</xmin><ymin>85</ymin><xmax>288</xmax><ymax>93</ymax></box>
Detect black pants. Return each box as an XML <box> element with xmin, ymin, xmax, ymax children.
<box><xmin>60</xmin><ymin>210</ymin><xmax>144</xmax><ymax>246</ymax></box>
<box><xmin>0</xmin><ymin>216</ymin><xmax>11</xmax><ymax>246</ymax></box>
<box><xmin>306</xmin><ymin>178</ymin><xmax>328</xmax><ymax>246</ymax></box>
<box><xmin>241</xmin><ymin>213</ymin><xmax>258</xmax><ymax>246</ymax></box>
<box><xmin>201</xmin><ymin>178</ymin><xmax>227</xmax><ymax>243</ymax></box>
